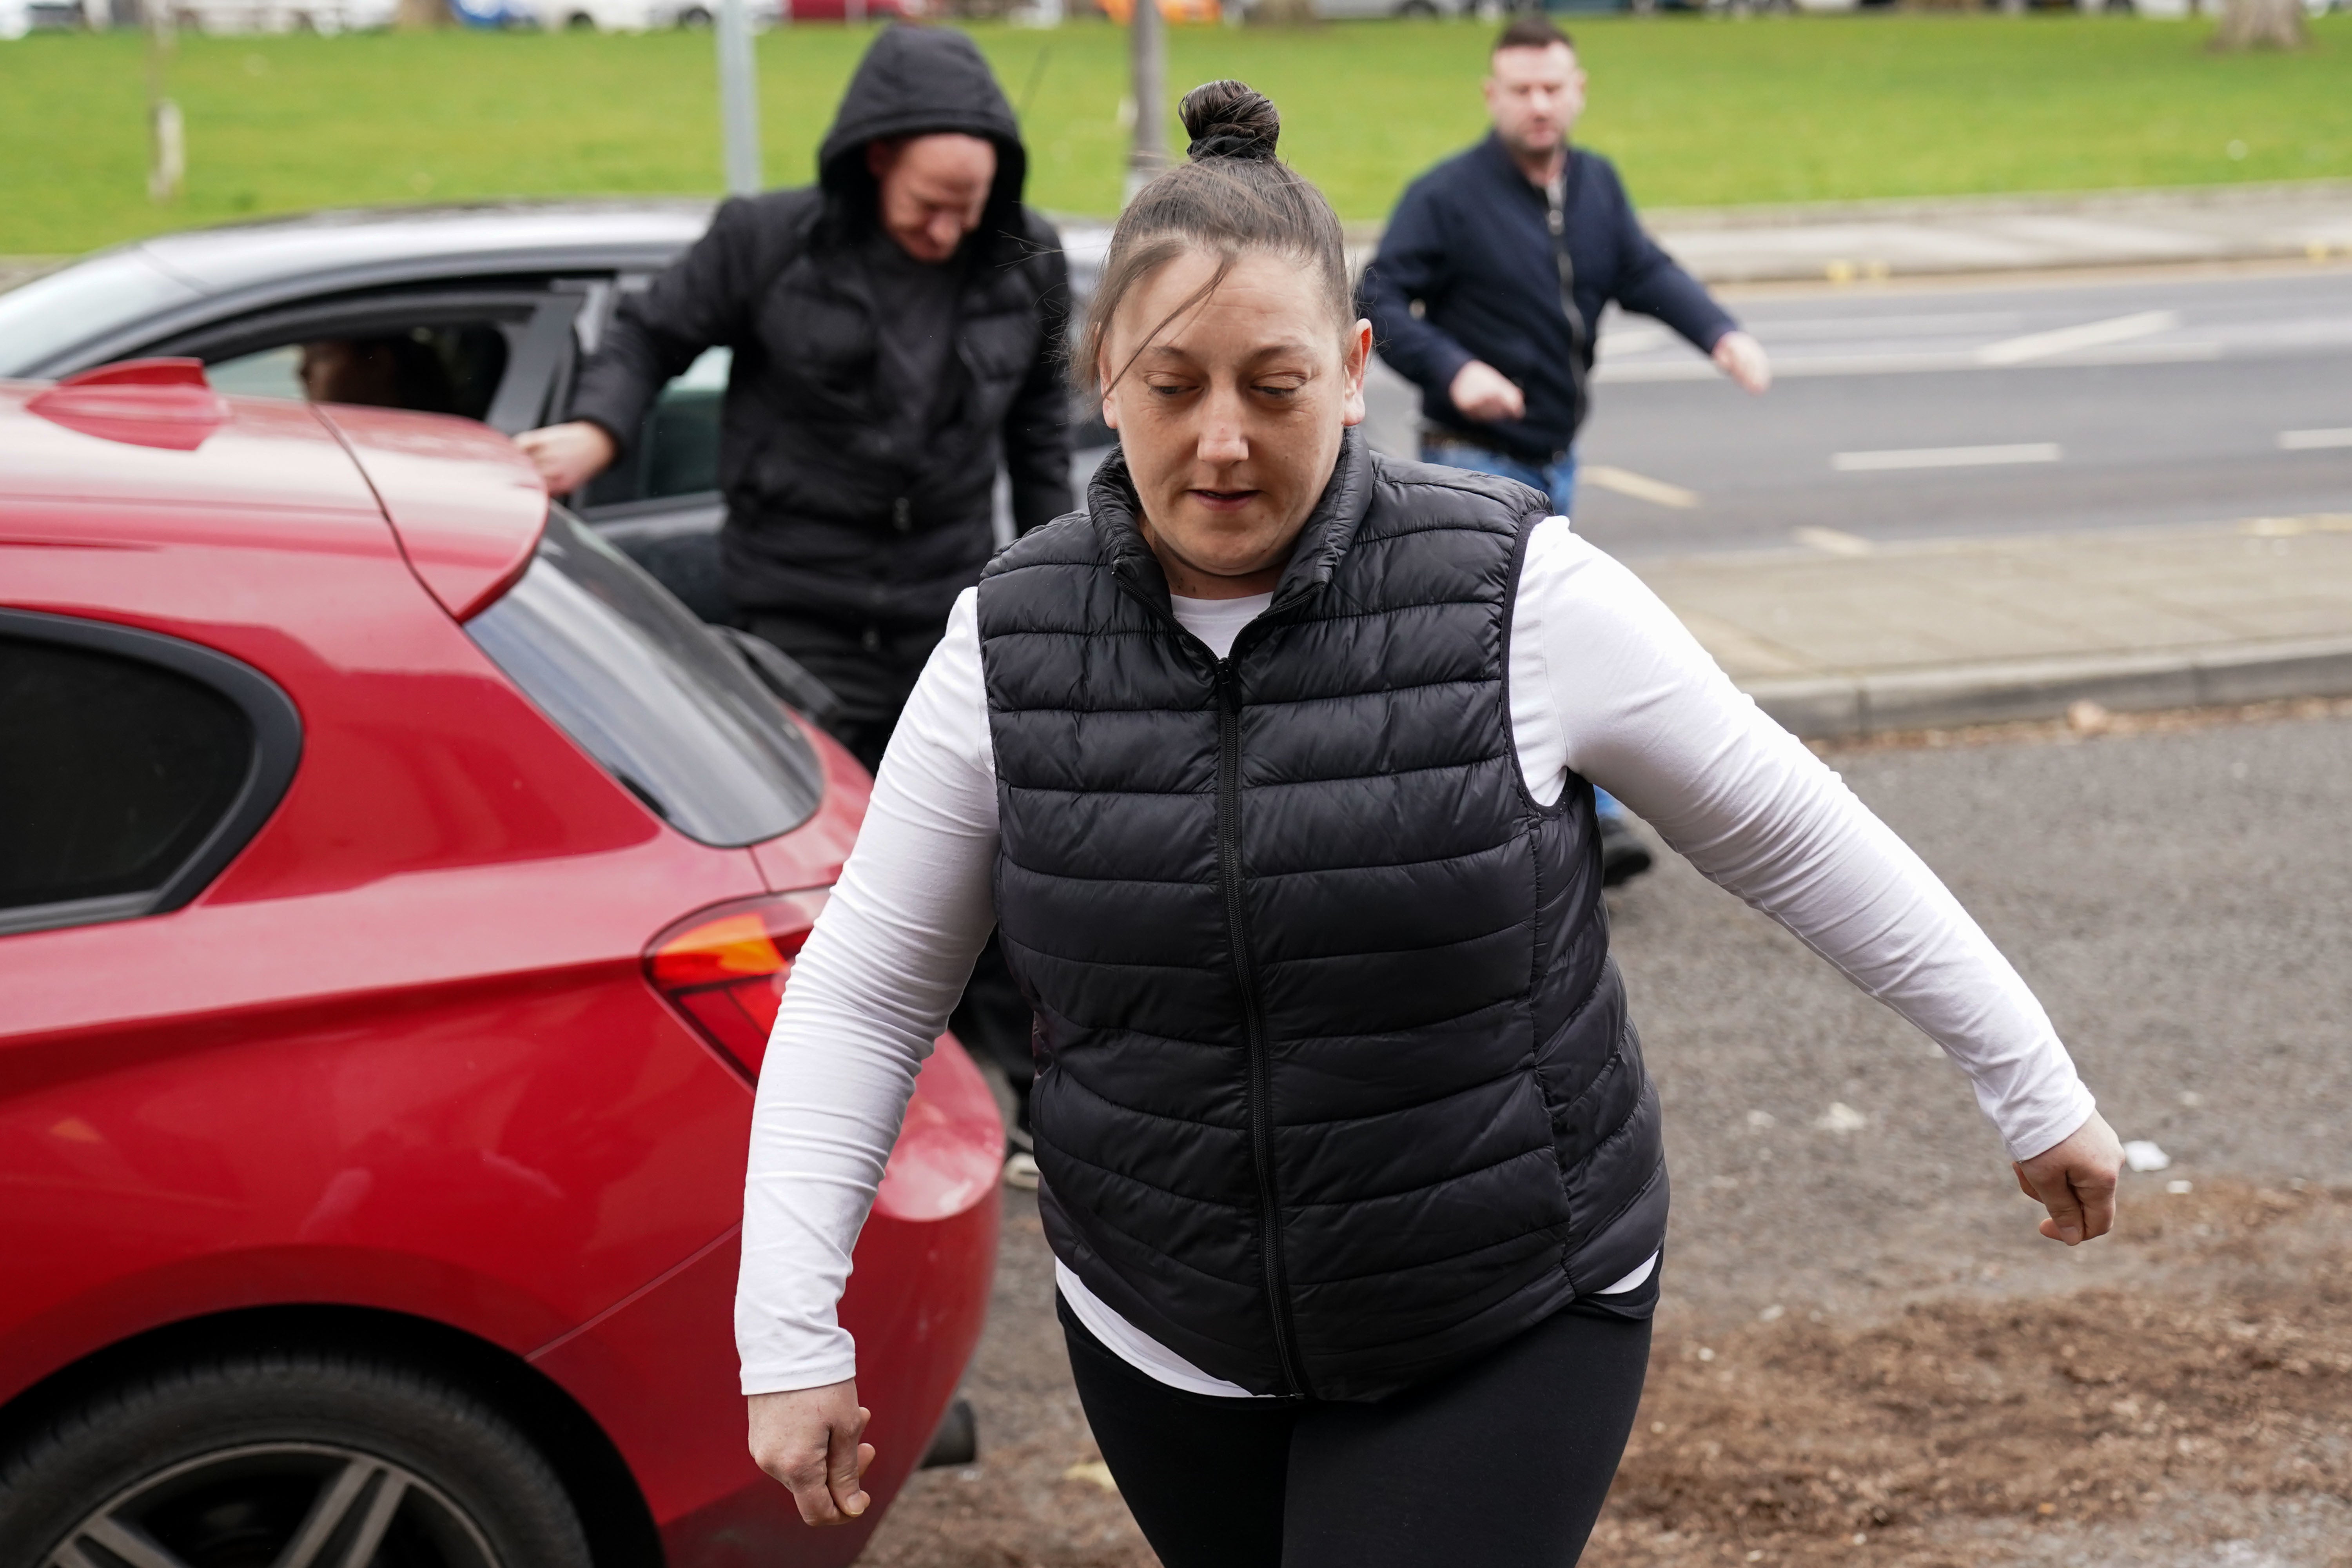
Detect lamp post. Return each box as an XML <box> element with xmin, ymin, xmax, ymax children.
<box><xmin>144</xmin><ymin>0</ymin><xmax>182</xmax><ymax>203</ymax></box>
<box><xmin>717</xmin><ymin>0</ymin><xmax>762</xmax><ymax>196</ymax></box>
<box><xmin>1124</xmin><ymin>0</ymin><xmax>1165</xmax><ymax>205</ymax></box>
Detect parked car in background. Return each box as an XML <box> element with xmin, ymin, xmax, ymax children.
<box><xmin>163</xmin><ymin>0</ymin><xmax>402</xmax><ymax>30</ymax></box>
<box><xmin>0</xmin><ymin>201</ymin><xmax>1104</xmax><ymax>622</ymax></box>
<box><xmin>765</xmin><ymin>0</ymin><xmax>925</xmax><ymax>22</ymax></box>
<box><xmin>0</xmin><ymin>204</ymin><xmax>744</xmax><ymax>618</ymax></box>
<box><xmin>1096</xmin><ymin>0</ymin><xmax>1220</xmax><ymax>22</ymax></box>
<box><xmin>0</xmin><ymin>359</ymin><xmax>1003</xmax><ymax>1566</ymax></box>
<box><xmin>448</xmin><ymin>0</ymin><xmax>541</xmax><ymax>26</ymax></box>
<box><xmin>543</xmin><ymin>0</ymin><xmax>775</xmax><ymax>29</ymax></box>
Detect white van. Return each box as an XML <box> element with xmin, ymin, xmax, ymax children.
<box><xmin>543</xmin><ymin>0</ymin><xmax>776</xmax><ymax>27</ymax></box>
<box><xmin>169</xmin><ymin>0</ymin><xmax>401</xmax><ymax>31</ymax></box>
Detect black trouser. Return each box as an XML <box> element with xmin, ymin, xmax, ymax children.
<box><xmin>746</xmin><ymin>610</ymin><xmax>1036</xmax><ymax>1133</ymax></box>
<box><xmin>1059</xmin><ymin>1287</ymin><xmax>1653</xmax><ymax>1568</ymax></box>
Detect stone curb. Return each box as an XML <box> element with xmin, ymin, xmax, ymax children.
<box><xmin>1744</xmin><ymin>635</ymin><xmax>2352</xmax><ymax>740</ymax></box>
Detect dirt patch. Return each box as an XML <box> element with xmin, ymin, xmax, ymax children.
<box><xmin>864</xmin><ymin>1181</ymin><xmax>2352</xmax><ymax>1567</ymax></box>
<box><xmin>1596</xmin><ymin>1183</ymin><xmax>2352</xmax><ymax>1565</ymax></box>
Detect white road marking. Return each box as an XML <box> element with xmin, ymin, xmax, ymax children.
<box><xmin>2277</xmin><ymin>427</ymin><xmax>2352</xmax><ymax>450</ymax></box>
<box><xmin>1831</xmin><ymin>442</ymin><xmax>2062</xmax><ymax>473</ymax></box>
<box><xmin>1598</xmin><ymin>325</ymin><xmax>1672</xmax><ymax>355</ymax></box>
<box><xmin>1594</xmin><ymin>340</ymin><xmax>2220</xmax><ymax>385</ymax></box>
<box><xmin>1793</xmin><ymin>526</ymin><xmax>1875</xmax><ymax>556</ymax></box>
<box><xmin>1974</xmin><ymin>309</ymin><xmax>2179</xmax><ymax>367</ymax></box>
<box><xmin>1581</xmin><ymin>464</ymin><xmax>1699</xmax><ymax>509</ymax></box>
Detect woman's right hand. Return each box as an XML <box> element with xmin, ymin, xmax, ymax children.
<box><xmin>747</xmin><ymin>1380</ymin><xmax>875</xmax><ymax>1525</ymax></box>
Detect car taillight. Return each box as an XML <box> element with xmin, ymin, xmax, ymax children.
<box><xmin>646</xmin><ymin>889</ymin><xmax>829</xmax><ymax>1080</ymax></box>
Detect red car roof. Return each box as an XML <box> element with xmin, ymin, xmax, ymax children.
<box><xmin>0</xmin><ymin>364</ymin><xmax>546</xmax><ymax>621</ymax></box>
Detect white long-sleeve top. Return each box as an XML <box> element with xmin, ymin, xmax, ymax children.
<box><xmin>737</xmin><ymin>517</ymin><xmax>2096</xmax><ymax>1398</ymax></box>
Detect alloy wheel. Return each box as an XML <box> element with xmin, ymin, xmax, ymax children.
<box><xmin>46</xmin><ymin>1441</ymin><xmax>500</xmax><ymax>1568</ymax></box>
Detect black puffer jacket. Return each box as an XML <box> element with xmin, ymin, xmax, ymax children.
<box><xmin>569</xmin><ymin>26</ymin><xmax>1070</xmax><ymax>630</ymax></box>
<box><xmin>978</xmin><ymin>432</ymin><xmax>1670</xmax><ymax>1401</ymax></box>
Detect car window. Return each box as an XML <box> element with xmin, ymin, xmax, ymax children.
<box><xmin>203</xmin><ymin>343</ymin><xmax>304</xmax><ymax>400</ymax></box>
<box><xmin>0</xmin><ymin>636</ymin><xmax>252</xmax><ymax>921</ymax></box>
<box><xmin>205</xmin><ymin>323</ymin><xmax>514</xmax><ymax>423</ymax></box>
<box><xmin>578</xmin><ymin>347</ymin><xmax>728</xmax><ymax>508</ymax></box>
<box><xmin>0</xmin><ymin>251</ymin><xmax>205</xmax><ymax>377</ymax></box>
<box><xmin>465</xmin><ymin>505</ymin><xmax>823</xmax><ymax>847</ymax></box>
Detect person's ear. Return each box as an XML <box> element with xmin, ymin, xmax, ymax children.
<box><xmin>1339</xmin><ymin>319</ymin><xmax>1372</xmax><ymax>429</ymax></box>
<box><xmin>1098</xmin><ymin>357</ymin><xmax>1121</xmax><ymax>432</ymax></box>
<box><xmin>864</xmin><ymin>139</ymin><xmax>901</xmax><ymax>181</ymax></box>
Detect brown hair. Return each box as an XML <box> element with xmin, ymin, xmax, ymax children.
<box><xmin>1493</xmin><ymin>14</ymin><xmax>1573</xmax><ymax>54</ymax></box>
<box><xmin>1076</xmin><ymin>80</ymin><xmax>1351</xmax><ymax>395</ymax></box>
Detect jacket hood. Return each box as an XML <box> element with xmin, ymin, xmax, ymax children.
<box><xmin>817</xmin><ymin>26</ymin><xmax>1027</xmax><ymax>234</ymax></box>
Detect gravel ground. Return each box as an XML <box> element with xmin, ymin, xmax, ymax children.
<box><xmin>860</xmin><ymin>705</ymin><xmax>2352</xmax><ymax>1568</ymax></box>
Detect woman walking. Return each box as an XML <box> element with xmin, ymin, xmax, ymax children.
<box><xmin>737</xmin><ymin>82</ymin><xmax>2123</xmax><ymax>1567</ymax></box>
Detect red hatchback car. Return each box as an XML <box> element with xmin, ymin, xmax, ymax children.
<box><xmin>0</xmin><ymin>363</ymin><xmax>1002</xmax><ymax>1568</ymax></box>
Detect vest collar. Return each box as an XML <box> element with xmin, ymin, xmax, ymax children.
<box><xmin>1090</xmin><ymin>428</ymin><xmax>1377</xmax><ymax>628</ymax></box>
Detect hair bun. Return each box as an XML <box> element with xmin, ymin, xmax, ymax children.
<box><xmin>1180</xmin><ymin>80</ymin><xmax>1280</xmax><ymax>163</ymax></box>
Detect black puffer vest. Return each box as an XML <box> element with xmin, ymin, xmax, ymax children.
<box><xmin>978</xmin><ymin>432</ymin><xmax>1668</xmax><ymax>1401</ymax></box>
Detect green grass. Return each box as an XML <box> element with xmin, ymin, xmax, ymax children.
<box><xmin>2</xmin><ymin>14</ymin><xmax>2348</xmax><ymax>256</ymax></box>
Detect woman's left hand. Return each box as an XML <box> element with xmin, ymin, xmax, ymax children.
<box><xmin>2012</xmin><ymin>1112</ymin><xmax>2123</xmax><ymax>1245</ymax></box>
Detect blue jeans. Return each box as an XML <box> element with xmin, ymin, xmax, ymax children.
<box><xmin>1420</xmin><ymin>440</ymin><xmax>1579</xmax><ymax>521</ymax></box>
<box><xmin>1419</xmin><ymin>441</ymin><xmax>1624</xmax><ymax>825</ymax></box>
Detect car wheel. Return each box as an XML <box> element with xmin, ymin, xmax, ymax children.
<box><xmin>564</xmin><ymin>9</ymin><xmax>596</xmax><ymax>24</ymax></box>
<box><xmin>0</xmin><ymin>1350</ymin><xmax>591</xmax><ymax>1568</ymax></box>
<box><xmin>1396</xmin><ymin>0</ymin><xmax>1437</xmax><ymax>13</ymax></box>
<box><xmin>679</xmin><ymin>4</ymin><xmax>712</xmax><ymax>22</ymax></box>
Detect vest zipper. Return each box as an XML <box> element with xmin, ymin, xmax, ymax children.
<box><xmin>1215</xmin><ymin>659</ymin><xmax>1308</xmax><ymax>1398</ymax></box>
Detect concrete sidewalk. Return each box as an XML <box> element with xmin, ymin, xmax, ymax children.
<box><xmin>12</xmin><ymin>180</ymin><xmax>2352</xmax><ymax>301</ymax></box>
<box><xmin>1646</xmin><ymin>180</ymin><xmax>2352</xmax><ymax>285</ymax></box>
<box><xmin>1633</xmin><ymin>514</ymin><xmax>2352</xmax><ymax>738</ymax></box>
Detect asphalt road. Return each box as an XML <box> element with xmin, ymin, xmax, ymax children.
<box><xmin>1617</xmin><ymin>704</ymin><xmax>2352</xmax><ymax>1325</ymax></box>
<box><xmin>1359</xmin><ymin>261</ymin><xmax>2352</xmax><ymax>560</ymax></box>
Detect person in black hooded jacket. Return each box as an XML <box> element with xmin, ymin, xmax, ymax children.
<box><xmin>518</xmin><ymin>25</ymin><xmax>1071</xmax><ymax>769</ymax></box>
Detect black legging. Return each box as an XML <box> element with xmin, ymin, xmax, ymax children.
<box><xmin>1060</xmin><ymin>1287</ymin><xmax>1653</xmax><ymax>1568</ymax></box>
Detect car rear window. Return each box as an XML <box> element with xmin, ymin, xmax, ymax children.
<box><xmin>466</xmin><ymin>508</ymin><xmax>825</xmax><ymax>847</ymax></box>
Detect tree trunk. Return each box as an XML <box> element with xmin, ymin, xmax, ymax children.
<box><xmin>2211</xmin><ymin>0</ymin><xmax>2307</xmax><ymax>49</ymax></box>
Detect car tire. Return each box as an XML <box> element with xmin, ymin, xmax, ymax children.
<box><xmin>0</xmin><ymin>1348</ymin><xmax>592</xmax><ymax>1568</ymax></box>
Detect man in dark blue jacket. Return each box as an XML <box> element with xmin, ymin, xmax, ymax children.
<box><xmin>1359</xmin><ymin>13</ymin><xmax>1769</xmax><ymax>520</ymax></box>
<box><xmin>1359</xmin><ymin>13</ymin><xmax>1769</xmax><ymax>885</ymax></box>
